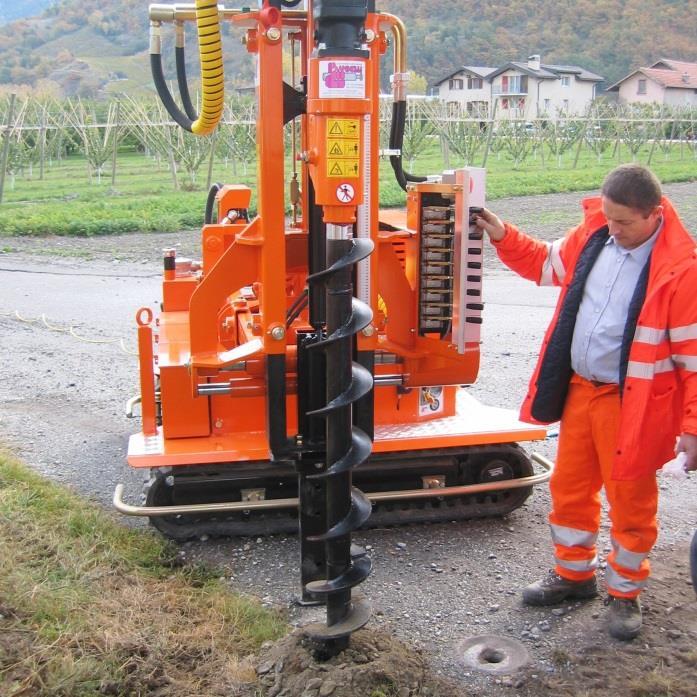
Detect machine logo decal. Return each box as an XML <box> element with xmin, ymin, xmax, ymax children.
<box><xmin>319</xmin><ymin>60</ymin><xmax>366</xmax><ymax>98</ymax></box>
<box><xmin>336</xmin><ymin>183</ymin><xmax>355</xmax><ymax>203</ymax></box>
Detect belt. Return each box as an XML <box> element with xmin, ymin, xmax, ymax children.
<box><xmin>573</xmin><ymin>373</ymin><xmax>617</xmax><ymax>388</ymax></box>
<box><xmin>589</xmin><ymin>379</ymin><xmax>616</xmax><ymax>388</ymax></box>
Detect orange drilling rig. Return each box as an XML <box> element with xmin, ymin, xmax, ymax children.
<box><xmin>114</xmin><ymin>0</ymin><xmax>550</xmax><ymax>650</ymax></box>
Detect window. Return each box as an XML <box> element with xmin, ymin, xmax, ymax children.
<box><xmin>467</xmin><ymin>101</ymin><xmax>488</xmax><ymax>117</ymax></box>
<box><xmin>501</xmin><ymin>98</ymin><xmax>509</xmax><ymax>109</ymax></box>
<box><xmin>449</xmin><ymin>78</ymin><xmax>464</xmax><ymax>90</ymax></box>
<box><xmin>467</xmin><ymin>77</ymin><xmax>483</xmax><ymax>90</ymax></box>
<box><xmin>637</xmin><ymin>79</ymin><xmax>647</xmax><ymax>95</ymax></box>
<box><xmin>561</xmin><ymin>75</ymin><xmax>571</xmax><ymax>87</ymax></box>
<box><xmin>503</xmin><ymin>75</ymin><xmax>528</xmax><ymax>93</ymax></box>
<box><xmin>543</xmin><ymin>98</ymin><xmax>551</xmax><ymax>112</ymax></box>
<box><xmin>562</xmin><ymin>99</ymin><xmax>569</xmax><ymax>111</ymax></box>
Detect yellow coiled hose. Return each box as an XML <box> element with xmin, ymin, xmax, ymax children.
<box><xmin>191</xmin><ymin>0</ymin><xmax>224</xmax><ymax>136</ymax></box>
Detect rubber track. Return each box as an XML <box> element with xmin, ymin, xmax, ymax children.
<box><xmin>145</xmin><ymin>479</ymin><xmax>533</xmax><ymax>541</ymax></box>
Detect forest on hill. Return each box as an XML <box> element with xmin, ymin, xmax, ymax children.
<box><xmin>0</xmin><ymin>0</ymin><xmax>696</xmax><ymax>97</ymax></box>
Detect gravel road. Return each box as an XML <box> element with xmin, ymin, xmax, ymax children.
<box><xmin>1</xmin><ymin>183</ymin><xmax>697</xmax><ymax>696</ymax></box>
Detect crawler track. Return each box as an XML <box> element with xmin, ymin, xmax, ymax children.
<box><xmin>141</xmin><ymin>444</ymin><xmax>536</xmax><ymax>540</ymax></box>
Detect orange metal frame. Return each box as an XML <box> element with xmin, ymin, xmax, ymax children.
<box><xmin>128</xmin><ymin>5</ymin><xmax>545</xmax><ymax>469</ymax></box>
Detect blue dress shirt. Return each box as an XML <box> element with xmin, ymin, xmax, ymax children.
<box><xmin>570</xmin><ymin>222</ymin><xmax>662</xmax><ymax>383</ymax></box>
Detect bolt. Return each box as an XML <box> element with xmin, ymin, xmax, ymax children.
<box><xmin>214</xmin><ymin>418</ymin><xmax>223</xmax><ymax>429</ymax></box>
<box><xmin>270</xmin><ymin>325</ymin><xmax>285</xmax><ymax>341</ymax></box>
<box><xmin>266</xmin><ymin>27</ymin><xmax>281</xmax><ymax>42</ymax></box>
<box><xmin>364</xmin><ymin>29</ymin><xmax>376</xmax><ymax>43</ymax></box>
<box><xmin>362</xmin><ymin>324</ymin><xmax>375</xmax><ymax>337</ymax></box>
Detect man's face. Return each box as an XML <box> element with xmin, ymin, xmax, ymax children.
<box><xmin>601</xmin><ymin>196</ymin><xmax>662</xmax><ymax>250</ymax></box>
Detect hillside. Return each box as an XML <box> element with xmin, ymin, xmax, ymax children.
<box><xmin>0</xmin><ymin>0</ymin><xmax>696</xmax><ymax>97</ymax></box>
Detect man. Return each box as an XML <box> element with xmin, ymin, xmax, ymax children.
<box><xmin>473</xmin><ymin>164</ymin><xmax>697</xmax><ymax>640</ymax></box>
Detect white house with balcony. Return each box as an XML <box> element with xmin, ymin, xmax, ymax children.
<box><xmin>606</xmin><ymin>59</ymin><xmax>697</xmax><ymax>107</ymax></box>
<box><xmin>434</xmin><ymin>55</ymin><xmax>603</xmax><ymax>118</ymax></box>
<box><xmin>433</xmin><ymin>66</ymin><xmax>497</xmax><ymax>116</ymax></box>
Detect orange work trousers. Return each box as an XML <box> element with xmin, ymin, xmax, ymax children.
<box><xmin>549</xmin><ymin>374</ymin><xmax>658</xmax><ymax>598</ymax></box>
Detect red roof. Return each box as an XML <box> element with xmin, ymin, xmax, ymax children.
<box><xmin>642</xmin><ymin>66</ymin><xmax>697</xmax><ymax>89</ymax></box>
<box><xmin>607</xmin><ymin>59</ymin><xmax>697</xmax><ymax>91</ymax></box>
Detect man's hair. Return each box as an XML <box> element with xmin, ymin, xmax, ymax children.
<box><xmin>601</xmin><ymin>164</ymin><xmax>662</xmax><ymax>216</ymax></box>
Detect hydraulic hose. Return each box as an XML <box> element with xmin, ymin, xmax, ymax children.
<box><xmin>204</xmin><ymin>182</ymin><xmax>223</xmax><ymax>224</ymax></box>
<box><xmin>175</xmin><ymin>24</ymin><xmax>198</xmax><ymax>121</ymax></box>
<box><xmin>150</xmin><ymin>0</ymin><xmax>224</xmax><ymax>136</ymax></box>
<box><xmin>379</xmin><ymin>13</ymin><xmax>427</xmax><ymax>191</ymax></box>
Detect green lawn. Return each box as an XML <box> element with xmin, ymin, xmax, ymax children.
<box><xmin>0</xmin><ymin>142</ymin><xmax>695</xmax><ymax>236</ymax></box>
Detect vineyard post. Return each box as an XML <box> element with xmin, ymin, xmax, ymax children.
<box><xmin>39</xmin><ymin>108</ymin><xmax>46</xmax><ymax>181</ymax></box>
<box><xmin>572</xmin><ymin>117</ymin><xmax>590</xmax><ymax>169</ymax></box>
<box><xmin>111</xmin><ymin>100</ymin><xmax>121</xmax><ymax>187</ymax></box>
<box><xmin>0</xmin><ymin>93</ymin><xmax>17</xmax><ymax>205</ymax></box>
<box><xmin>206</xmin><ymin>133</ymin><xmax>217</xmax><ymax>190</ymax></box>
<box><xmin>481</xmin><ymin>97</ymin><xmax>499</xmax><ymax>167</ymax></box>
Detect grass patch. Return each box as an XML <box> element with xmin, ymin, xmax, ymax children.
<box><xmin>0</xmin><ymin>450</ymin><xmax>287</xmax><ymax>697</ymax></box>
<box><xmin>629</xmin><ymin>667</ymin><xmax>681</xmax><ymax>697</ymax></box>
<box><xmin>0</xmin><ymin>143</ymin><xmax>695</xmax><ymax>237</ymax></box>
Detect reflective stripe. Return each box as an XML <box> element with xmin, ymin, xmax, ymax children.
<box><xmin>634</xmin><ymin>326</ymin><xmax>667</xmax><ymax>345</ymax></box>
<box><xmin>540</xmin><ymin>238</ymin><xmax>566</xmax><ymax>286</ymax></box>
<box><xmin>655</xmin><ymin>357</ymin><xmax>676</xmax><ymax>373</ymax></box>
<box><xmin>550</xmin><ymin>523</ymin><xmax>597</xmax><ymax>548</ymax></box>
<box><xmin>671</xmin><ymin>354</ymin><xmax>697</xmax><ymax>372</ymax></box>
<box><xmin>606</xmin><ymin>565</ymin><xmax>647</xmax><ymax>595</ymax></box>
<box><xmin>556</xmin><ymin>555</ymin><xmax>598</xmax><ymax>572</ymax></box>
<box><xmin>611</xmin><ymin>538</ymin><xmax>648</xmax><ymax>572</ymax></box>
<box><xmin>670</xmin><ymin>323</ymin><xmax>697</xmax><ymax>342</ymax></box>
<box><xmin>626</xmin><ymin>357</ymin><xmax>675</xmax><ymax>379</ymax></box>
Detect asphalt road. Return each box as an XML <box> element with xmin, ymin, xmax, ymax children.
<box><xmin>1</xmin><ymin>183</ymin><xmax>696</xmax><ymax>695</ymax></box>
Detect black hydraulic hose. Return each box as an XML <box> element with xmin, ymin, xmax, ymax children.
<box><xmin>388</xmin><ymin>100</ymin><xmax>427</xmax><ymax>192</ymax></box>
<box><xmin>150</xmin><ymin>53</ymin><xmax>194</xmax><ymax>133</ymax></box>
<box><xmin>176</xmin><ymin>45</ymin><xmax>198</xmax><ymax>121</ymax></box>
<box><xmin>205</xmin><ymin>182</ymin><xmax>223</xmax><ymax>224</ymax></box>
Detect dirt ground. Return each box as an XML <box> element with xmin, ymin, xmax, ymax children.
<box><xmin>1</xmin><ymin>183</ymin><xmax>697</xmax><ymax>697</ymax></box>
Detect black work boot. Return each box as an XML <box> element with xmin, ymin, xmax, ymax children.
<box><xmin>605</xmin><ymin>596</ymin><xmax>642</xmax><ymax>641</ymax></box>
<box><xmin>522</xmin><ymin>569</ymin><xmax>598</xmax><ymax>606</ymax></box>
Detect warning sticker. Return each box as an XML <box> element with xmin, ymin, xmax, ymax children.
<box><xmin>327</xmin><ymin>119</ymin><xmax>360</xmax><ymax>138</ymax></box>
<box><xmin>336</xmin><ymin>183</ymin><xmax>355</xmax><ymax>203</ymax></box>
<box><xmin>328</xmin><ymin>139</ymin><xmax>360</xmax><ymax>157</ymax></box>
<box><xmin>327</xmin><ymin>118</ymin><xmax>360</xmax><ymax>178</ymax></box>
<box><xmin>327</xmin><ymin>160</ymin><xmax>360</xmax><ymax>177</ymax></box>
<box><xmin>319</xmin><ymin>60</ymin><xmax>366</xmax><ymax>99</ymax></box>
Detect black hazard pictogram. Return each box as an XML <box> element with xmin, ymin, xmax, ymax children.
<box><xmin>330</xmin><ymin>162</ymin><xmax>343</xmax><ymax>176</ymax></box>
<box><xmin>329</xmin><ymin>142</ymin><xmax>343</xmax><ymax>155</ymax></box>
<box><xmin>329</xmin><ymin>122</ymin><xmax>343</xmax><ymax>135</ymax></box>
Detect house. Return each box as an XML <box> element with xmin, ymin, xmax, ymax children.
<box><xmin>434</xmin><ymin>55</ymin><xmax>603</xmax><ymax>118</ymax></box>
<box><xmin>433</xmin><ymin>66</ymin><xmax>496</xmax><ymax>117</ymax></box>
<box><xmin>606</xmin><ymin>59</ymin><xmax>697</xmax><ymax>107</ymax></box>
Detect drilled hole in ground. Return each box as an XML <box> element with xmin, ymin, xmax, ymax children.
<box><xmin>479</xmin><ymin>648</ymin><xmax>505</xmax><ymax>664</ymax></box>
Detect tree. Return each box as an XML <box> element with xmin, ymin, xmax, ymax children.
<box><xmin>406</xmin><ymin>70</ymin><xmax>428</xmax><ymax>96</ymax></box>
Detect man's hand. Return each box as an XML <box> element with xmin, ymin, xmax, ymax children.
<box><xmin>472</xmin><ymin>208</ymin><xmax>507</xmax><ymax>242</ymax></box>
<box><xmin>676</xmin><ymin>433</ymin><xmax>697</xmax><ymax>471</ymax></box>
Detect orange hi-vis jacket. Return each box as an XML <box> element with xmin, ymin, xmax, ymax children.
<box><xmin>493</xmin><ymin>196</ymin><xmax>697</xmax><ymax>480</ymax></box>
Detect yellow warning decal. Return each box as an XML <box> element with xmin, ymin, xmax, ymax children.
<box><xmin>327</xmin><ymin>160</ymin><xmax>360</xmax><ymax>177</ymax></box>
<box><xmin>327</xmin><ymin>118</ymin><xmax>360</xmax><ymax>138</ymax></box>
<box><xmin>328</xmin><ymin>139</ymin><xmax>360</xmax><ymax>157</ymax></box>
<box><xmin>327</xmin><ymin>118</ymin><xmax>360</xmax><ymax>177</ymax></box>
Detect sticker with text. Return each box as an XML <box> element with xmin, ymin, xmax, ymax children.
<box><xmin>319</xmin><ymin>61</ymin><xmax>365</xmax><ymax>99</ymax></box>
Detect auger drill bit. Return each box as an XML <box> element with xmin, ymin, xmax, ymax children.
<box><xmin>304</xmin><ymin>229</ymin><xmax>374</xmax><ymax>656</ymax></box>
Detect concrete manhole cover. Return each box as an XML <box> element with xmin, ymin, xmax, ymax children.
<box><xmin>455</xmin><ymin>634</ymin><xmax>531</xmax><ymax>674</ymax></box>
